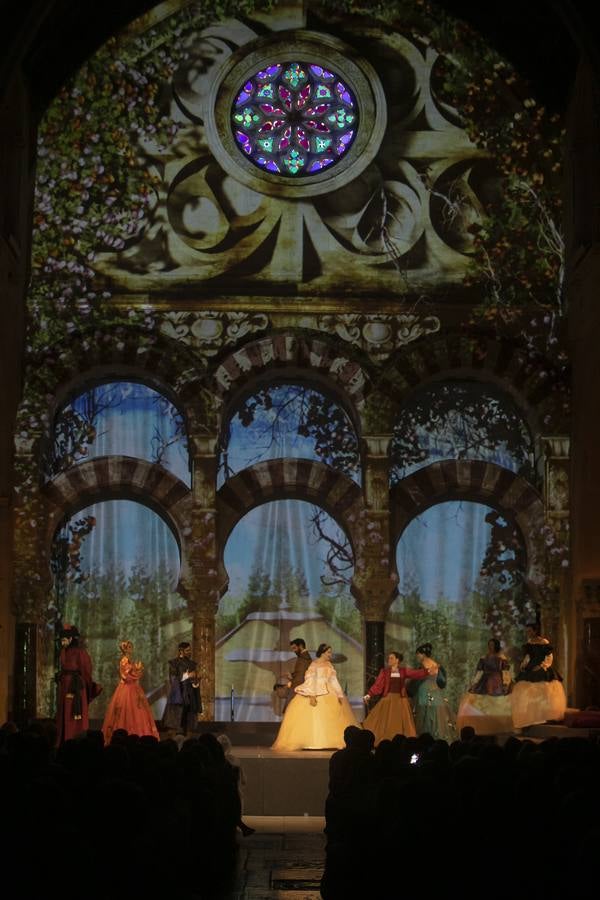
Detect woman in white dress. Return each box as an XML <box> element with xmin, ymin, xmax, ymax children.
<box><xmin>272</xmin><ymin>643</ymin><xmax>358</xmax><ymax>750</ymax></box>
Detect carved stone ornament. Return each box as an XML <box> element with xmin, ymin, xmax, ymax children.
<box><xmin>206</xmin><ymin>30</ymin><xmax>386</xmax><ymax>199</ymax></box>
<box><xmin>313</xmin><ymin>313</ymin><xmax>441</xmax><ymax>361</ymax></box>
<box><xmin>546</xmin><ymin>460</ymin><xmax>569</xmax><ymax>516</ymax></box>
<box><xmin>95</xmin><ymin>9</ymin><xmax>490</xmax><ymax>297</ymax></box>
<box><xmin>160</xmin><ymin>311</ymin><xmax>269</xmax><ymax>355</ymax></box>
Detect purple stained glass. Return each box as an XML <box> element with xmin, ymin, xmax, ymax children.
<box><xmin>235</xmin><ymin>130</ymin><xmax>252</xmax><ymax>154</ymax></box>
<box><xmin>235</xmin><ymin>82</ymin><xmax>254</xmax><ymax>105</ymax></box>
<box><xmin>230</xmin><ymin>59</ymin><xmax>358</xmax><ymax>177</ymax></box>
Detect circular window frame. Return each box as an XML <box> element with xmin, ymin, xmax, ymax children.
<box><xmin>206</xmin><ymin>30</ymin><xmax>387</xmax><ymax>199</ymax></box>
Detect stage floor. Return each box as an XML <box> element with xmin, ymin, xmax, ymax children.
<box><xmin>235</xmin><ymin>746</ymin><xmax>333</xmax><ymax>816</ymax></box>
<box><xmin>91</xmin><ymin>718</ymin><xmax>598</xmax><ymax>815</ymax></box>
<box><xmin>230</xmin><ymin>720</ymin><xmax>599</xmax><ymax>816</ymax></box>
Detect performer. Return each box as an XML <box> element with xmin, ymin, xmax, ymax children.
<box><xmin>162</xmin><ymin>641</ymin><xmax>202</xmax><ymax>735</ymax></box>
<box><xmin>511</xmin><ymin>622</ymin><xmax>566</xmax><ymax>729</ymax></box>
<box><xmin>457</xmin><ymin>638</ymin><xmax>513</xmax><ymax>735</ymax></box>
<box><xmin>412</xmin><ymin>642</ymin><xmax>455</xmax><ymax>741</ymax></box>
<box><xmin>272</xmin><ymin>643</ymin><xmax>358</xmax><ymax>750</ymax></box>
<box><xmin>55</xmin><ymin>623</ymin><xmax>101</xmax><ymax>745</ymax></box>
<box><xmin>102</xmin><ymin>640</ymin><xmax>159</xmax><ymax>744</ymax></box>
<box><xmin>285</xmin><ymin>637</ymin><xmax>312</xmax><ymax>709</ymax></box>
<box><xmin>362</xmin><ymin>651</ymin><xmax>428</xmax><ymax>743</ymax></box>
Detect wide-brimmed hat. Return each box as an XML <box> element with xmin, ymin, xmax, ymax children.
<box><xmin>59</xmin><ymin>623</ymin><xmax>80</xmax><ymax>639</ymax></box>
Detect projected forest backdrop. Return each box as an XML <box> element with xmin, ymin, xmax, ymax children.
<box><xmin>11</xmin><ymin>0</ymin><xmax>570</xmax><ymax>724</ymax></box>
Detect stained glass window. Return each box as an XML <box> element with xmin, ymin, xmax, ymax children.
<box><xmin>231</xmin><ymin>62</ymin><xmax>358</xmax><ymax>176</ymax></box>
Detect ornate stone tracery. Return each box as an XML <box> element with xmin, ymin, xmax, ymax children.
<box><xmin>95</xmin><ymin>10</ymin><xmax>491</xmax><ymax>298</ymax></box>
<box><xmin>9</xmin><ymin>0</ymin><xmax>576</xmax><ymax>722</ymax></box>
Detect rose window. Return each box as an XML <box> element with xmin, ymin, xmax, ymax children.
<box><xmin>231</xmin><ymin>61</ymin><xmax>358</xmax><ymax>177</ymax></box>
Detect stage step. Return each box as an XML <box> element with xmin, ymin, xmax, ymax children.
<box><xmin>89</xmin><ymin>720</ymin><xmax>281</xmax><ymax>745</ymax></box>
<box><xmin>195</xmin><ymin>721</ymin><xmax>280</xmax><ymax>746</ymax></box>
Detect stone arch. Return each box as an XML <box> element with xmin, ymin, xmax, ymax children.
<box><xmin>216</xmin><ymin>369</ymin><xmax>364</xmax><ymax>487</ymax></box>
<box><xmin>391</xmin><ymin>459</ymin><xmax>544</xmax><ymax>587</ymax></box>
<box><xmin>212</xmin><ymin>333</ymin><xmax>372</xmax><ymax>423</ymax></box>
<box><xmin>15</xmin><ymin>324</ymin><xmax>220</xmax><ymax>490</ymax></box>
<box><xmin>383</xmin><ymin>332</ymin><xmax>568</xmax><ymax>436</ymax></box>
<box><xmin>44</xmin><ymin>455</ymin><xmax>193</xmax><ymax>588</ymax></box>
<box><xmin>216</xmin><ymin>458</ymin><xmax>365</xmax><ymax>565</ymax></box>
<box><xmin>36</xmin><ymin>324</ymin><xmax>203</xmax><ymax>403</ymax></box>
<box><xmin>42</xmin><ymin>367</ymin><xmax>194</xmax><ymax>481</ymax></box>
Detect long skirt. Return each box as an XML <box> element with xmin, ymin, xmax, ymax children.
<box><xmin>363</xmin><ymin>694</ymin><xmax>417</xmax><ymax>743</ymax></box>
<box><xmin>413</xmin><ymin>677</ymin><xmax>456</xmax><ymax>741</ymax></box>
<box><xmin>511</xmin><ymin>679</ymin><xmax>566</xmax><ymax>729</ymax></box>
<box><xmin>272</xmin><ymin>692</ymin><xmax>358</xmax><ymax>750</ymax></box>
<box><xmin>457</xmin><ymin>692</ymin><xmax>513</xmax><ymax>735</ymax></box>
<box><xmin>102</xmin><ymin>680</ymin><xmax>159</xmax><ymax>744</ymax></box>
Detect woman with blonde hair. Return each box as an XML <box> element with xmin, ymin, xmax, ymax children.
<box><xmin>101</xmin><ymin>639</ymin><xmax>159</xmax><ymax>744</ymax></box>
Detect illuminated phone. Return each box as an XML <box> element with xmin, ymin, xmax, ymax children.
<box><xmin>410</xmin><ymin>753</ymin><xmax>419</xmax><ymax>764</ymax></box>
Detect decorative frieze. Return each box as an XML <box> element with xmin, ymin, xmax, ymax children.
<box><xmin>310</xmin><ymin>313</ymin><xmax>441</xmax><ymax>362</ymax></box>
<box><xmin>160</xmin><ymin>311</ymin><xmax>269</xmax><ymax>356</ymax></box>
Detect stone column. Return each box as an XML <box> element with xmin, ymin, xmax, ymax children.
<box><xmin>541</xmin><ymin>436</ymin><xmax>570</xmax><ymax>679</ymax></box>
<box><xmin>11</xmin><ymin>584</ymin><xmax>48</xmax><ymax>727</ymax></box>
<box><xmin>352</xmin><ymin>434</ymin><xmax>397</xmax><ymax>691</ymax></box>
<box><xmin>576</xmin><ymin>580</ymin><xmax>600</xmax><ymax>708</ymax></box>
<box><xmin>565</xmin><ymin>61</ymin><xmax>600</xmax><ymax>707</ymax></box>
<box><xmin>188</xmin><ymin>426</ymin><xmax>222</xmax><ymax>720</ymax></box>
<box><xmin>10</xmin><ymin>440</ymin><xmax>50</xmax><ymax>725</ymax></box>
<box><xmin>189</xmin><ymin>584</ymin><xmax>220</xmax><ymax>722</ymax></box>
<box><xmin>13</xmin><ymin>622</ymin><xmax>37</xmax><ymax>726</ymax></box>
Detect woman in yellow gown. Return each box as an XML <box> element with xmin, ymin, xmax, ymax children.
<box><xmin>272</xmin><ymin>643</ymin><xmax>358</xmax><ymax>750</ymax></box>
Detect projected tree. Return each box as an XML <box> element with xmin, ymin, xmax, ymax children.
<box><xmin>218</xmin><ymin>382</ymin><xmax>360</xmax><ymax>483</ymax></box>
<box><xmin>390</xmin><ymin>380</ymin><xmax>534</xmax><ymax>483</ymax></box>
<box><xmin>45</xmin><ymin>381</ymin><xmax>189</xmax><ymax>483</ymax></box>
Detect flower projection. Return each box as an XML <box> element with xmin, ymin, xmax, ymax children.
<box><xmin>231</xmin><ymin>61</ymin><xmax>358</xmax><ymax>176</ymax></box>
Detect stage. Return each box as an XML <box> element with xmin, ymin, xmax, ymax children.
<box><xmin>183</xmin><ymin>717</ymin><xmax>600</xmax><ymax>816</ymax></box>
<box><xmin>196</xmin><ymin>722</ymin><xmax>331</xmax><ymax>816</ymax></box>
<box><xmin>88</xmin><ymin>716</ymin><xmax>599</xmax><ymax>815</ymax></box>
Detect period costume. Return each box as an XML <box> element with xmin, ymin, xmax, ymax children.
<box><xmin>413</xmin><ymin>661</ymin><xmax>455</xmax><ymax>741</ymax></box>
<box><xmin>511</xmin><ymin>636</ymin><xmax>566</xmax><ymax>728</ymax></box>
<box><xmin>162</xmin><ymin>654</ymin><xmax>202</xmax><ymax>733</ymax></box>
<box><xmin>272</xmin><ymin>659</ymin><xmax>358</xmax><ymax>750</ymax></box>
<box><xmin>55</xmin><ymin>626</ymin><xmax>100</xmax><ymax>745</ymax></box>
<box><xmin>457</xmin><ymin>653</ymin><xmax>513</xmax><ymax>735</ymax></box>
<box><xmin>102</xmin><ymin>652</ymin><xmax>159</xmax><ymax>743</ymax></box>
<box><xmin>363</xmin><ymin>665</ymin><xmax>428</xmax><ymax>743</ymax></box>
<box><xmin>285</xmin><ymin>648</ymin><xmax>312</xmax><ymax>709</ymax></box>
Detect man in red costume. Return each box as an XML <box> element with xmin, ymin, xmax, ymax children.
<box><xmin>55</xmin><ymin>623</ymin><xmax>100</xmax><ymax>745</ymax></box>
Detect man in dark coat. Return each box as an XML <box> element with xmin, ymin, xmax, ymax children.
<box><xmin>162</xmin><ymin>641</ymin><xmax>202</xmax><ymax>735</ymax></box>
<box><xmin>55</xmin><ymin>623</ymin><xmax>101</xmax><ymax>745</ymax></box>
<box><xmin>285</xmin><ymin>637</ymin><xmax>312</xmax><ymax>708</ymax></box>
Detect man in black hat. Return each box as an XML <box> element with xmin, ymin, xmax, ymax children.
<box><xmin>55</xmin><ymin>623</ymin><xmax>101</xmax><ymax>745</ymax></box>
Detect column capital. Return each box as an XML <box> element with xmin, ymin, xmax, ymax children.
<box><xmin>352</xmin><ymin>573</ymin><xmax>398</xmax><ymax>620</ymax></box>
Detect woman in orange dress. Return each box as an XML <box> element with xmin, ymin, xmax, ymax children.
<box><xmin>102</xmin><ymin>640</ymin><xmax>159</xmax><ymax>744</ymax></box>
